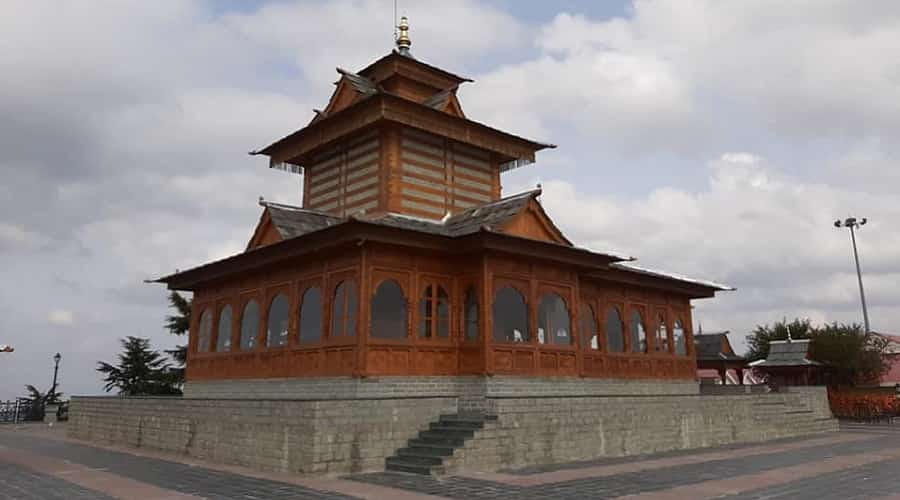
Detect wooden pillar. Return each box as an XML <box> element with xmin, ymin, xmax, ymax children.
<box><xmin>481</xmin><ymin>253</ymin><xmax>492</xmax><ymax>375</ymax></box>
<box><xmin>356</xmin><ymin>244</ymin><xmax>369</xmax><ymax>377</ymax></box>
<box><xmin>574</xmin><ymin>272</ymin><xmax>583</xmax><ymax>378</ymax></box>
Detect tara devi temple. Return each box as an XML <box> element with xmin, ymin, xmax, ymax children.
<box><xmin>72</xmin><ymin>20</ymin><xmax>838</xmax><ymax>476</ymax></box>
<box><xmin>158</xmin><ymin>18</ymin><xmax>732</xmax><ymax>389</ymax></box>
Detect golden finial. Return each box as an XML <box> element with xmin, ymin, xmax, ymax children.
<box><xmin>396</xmin><ymin>16</ymin><xmax>411</xmax><ymax>55</ymax></box>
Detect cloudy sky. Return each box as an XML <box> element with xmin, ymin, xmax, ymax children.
<box><xmin>2</xmin><ymin>0</ymin><xmax>899</xmax><ymax>400</ymax></box>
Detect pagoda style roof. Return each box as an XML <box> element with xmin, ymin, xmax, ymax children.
<box><xmin>259</xmin><ymin>189</ymin><xmax>564</xmax><ymax>241</ymax></box>
<box><xmin>158</xmin><ymin>188</ymin><xmax>732</xmax><ymax>299</ymax></box>
<box><xmin>694</xmin><ymin>332</ymin><xmax>745</xmax><ymax>362</ymax></box>
<box><xmin>748</xmin><ymin>338</ymin><xmax>822</xmax><ymax>368</ymax></box>
<box><xmin>260</xmin><ymin>201</ymin><xmax>342</xmax><ymax>239</ymax></box>
<box><xmin>358</xmin><ymin>50</ymin><xmax>473</xmax><ymax>87</ymax></box>
<box><xmin>254</xmin><ymin>91</ymin><xmax>553</xmax><ymax>170</ymax></box>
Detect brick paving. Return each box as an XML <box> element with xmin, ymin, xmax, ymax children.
<box><xmin>0</xmin><ymin>423</ymin><xmax>899</xmax><ymax>499</ymax></box>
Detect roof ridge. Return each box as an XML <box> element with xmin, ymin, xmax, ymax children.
<box><xmin>260</xmin><ymin>200</ymin><xmax>342</xmax><ymax>219</ymax></box>
<box><xmin>611</xmin><ymin>262</ymin><xmax>734</xmax><ymax>291</ymax></box>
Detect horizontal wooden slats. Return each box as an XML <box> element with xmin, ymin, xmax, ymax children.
<box><xmin>305</xmin><ymin>134</ymin><xmax>381</xmax><ymax>217</ymax></box>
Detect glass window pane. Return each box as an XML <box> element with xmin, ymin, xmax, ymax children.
<box><xmin>674</xmin><ymin>320</ymin><xmax>687</xmax><ymax>355</ymax></box>
<box><xmin>331</xmin><ymin>283</ymin><xmax>345</xmax><ymax>336</ymax></box>
<box><xmin>419</xmin><ymin>285</ymin><xmax>432</xmax><ymax>339</ymax></box>
<box><xmin>464</xmin><ymin>288</ymin><xmax>479</xmax><ymax>341</ymax></box>
<box><xmin>267</xmin><ymin>294</ymin><xmax>290</xmax><ymax>347</ymax></box>
<box><xmin>216</xmin><ymin>306</ymin><xmax>232</xmax><ymax>352</ymax></box>
<box><xmin>240</xmin><ymin>300</ymin><xmax>260</xmax><ymax>350</ymax></box>
<box><xmin>299</xmin><ymin>287</ymin><xmax>322</xmax><ymax>343</ymax></box>
<box><xmin>538</xmin><ymin>293</ymin><xmax>571</xmax><ymax>345</ymax></box>
<box><xmin>346</xmin><ymin>281</ymin><xmax>357</xmax><ymax>337</ymax></box>
<box><xmin>581</xmin><ymin>303</ymin><xmax>597</xmax><ymax>351</ymax></box>
<box><xmin>492</xmin><ymin>286</ymin><xmax>528</xmax><ymax>343</ymax></box>
<box><xmin>657</xmin><ymin>314</ymin><xmax>669</xmax><ymax>352</ymax></box>
<box><xmin>606</xmin><ymin>307</ymin><xmax>624</xmax><ymax>352</ymax></box>
<box><xmin>198</xmin><ymin>309</ymin><xmax>212</xmax><ymax>353</ymax></box>
<box><xmin>371</xmin><ymin>280</ymin><xmax>407</xmax><ymax>339</ymax></box>
<box><xmin>437</xmin><ymin>287</ymin><xmax>449</xmax><ymax>338</ymax></box>
<box><xmin>631</xmin><ymin>310</ymin><xmax>647</xmax><ymax>353</ymax></box>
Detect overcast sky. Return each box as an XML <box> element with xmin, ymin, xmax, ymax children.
<box><xmin>2</xmin><ymin>0</ymin><xmax>899</xmax><ymax>401</ymax></box>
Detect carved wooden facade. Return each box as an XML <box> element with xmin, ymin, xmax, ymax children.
<box><xmin>161</xmin><ymin>44</ymin><xmax>729</xmax><ymax>384</ymax></box>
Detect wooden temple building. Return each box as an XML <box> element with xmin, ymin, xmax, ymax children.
<box><xmin>157</xmin><ymin>19</ymin><xmax>732</xmax><ymax>389</ymax></box>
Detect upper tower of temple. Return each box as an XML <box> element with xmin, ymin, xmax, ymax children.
<box><xmin>253</xmin><ymin>17</ymin><xmax>553</xmax><ymax>220</ymax></box>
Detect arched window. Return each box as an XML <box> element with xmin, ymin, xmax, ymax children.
<box><xmin>656</xmin><ymin>314</ymin><xmax>669</xmax><ymax>352</ymax></box>
<box><xmin>580</xmin><ymin>303</ymin><xmax>598</xmax><ymax>351</ymax></box>
<box><xmin>493</xmin><ymin>286</ymin><xmax>528</xmax><ymax>343</ymax></box>
<box><xmin>216</xmin><ymin>305</ymin><xmax>232</xmax><ymax>352</ymax></box>
<box><xmin>267</xmin><ymin>294</ymin><xmax>290</xmax><ymax>347</ymax></box>
<box><xmin>464</xmin><ymin>288</ymin><xmax>479</xmax><ymax>341</ymax></box>
<box><xmin>372</xmin><ymin>280</ymin><xmax>408</xmax><ymax>339</ymax></box>
<box><xmin>674</xmin><ymin>320</ymin><xmax>687</xmax><ymax>355</ymax></box>
<box><xmin>606</xmin><ymin>307</ymin><xmax>625</xmax><ymax>352</ymax></box>
<box><xmin>538</xmin><ymin>293</ymin><xmax>571</xmax><ymax>345</ymax></box>
<box><xmin>197</xmin><ymin>309</ymin><xmax>212</xmax><ymax>353</ymax></box>
<box><xmin>419</xmin><ymin>284</ymin><xmax>449</xmax><ymax>339</ymax></box>
<box><xmin>299</xmin><ymin>287</ymin><xmax>322</xmax><ymax>344</ymax></box>
<box><xmin>631</xmin><ymin>310</ymin><xmax>647</xmax><ymax>353</ymax></box>
<box><xmin>331</xmin><ymin>280</ymin><xmax>357</xmax><ymax>337</ymax></box>
<box><xmin>239</xmin><ymin>300</ymin><xmax>260</xmax><ymax>350</ymax></box>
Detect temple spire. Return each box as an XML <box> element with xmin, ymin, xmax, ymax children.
<box><xmin>396</xmin><ymin>16</ymin><xmax>411</xmax><ymax>55</ymax></box>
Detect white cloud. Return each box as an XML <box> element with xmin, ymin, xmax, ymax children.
<box><xmin>531</xmin><ymin>150</ymin><xmax>900</xmax><ymax>350</ymax></box>
<box><xmin>2</xmin><ymin>0</ymin><xmax>900</xmax><ymax>400</ymax></box>
<box><xmin>48</xmin><ymin>309</ymin><xmax>75</xmax><ymax>326</ymax></box>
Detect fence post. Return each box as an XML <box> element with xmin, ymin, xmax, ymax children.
<box><xmin>14</xmin><ymin>399</ymin><xmax>20</xmax><ymax>423</ymax></box>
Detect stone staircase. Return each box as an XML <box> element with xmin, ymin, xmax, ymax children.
<box><xmin>385</xmin><ymin>413</ymin><xmax>495</xmax><ymax>475</ymax></box>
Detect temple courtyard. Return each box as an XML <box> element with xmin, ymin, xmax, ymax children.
<box><xmin>1</xmin><ymin>422</ymin><xmax>899</xmax><ymax>499</ymax></box>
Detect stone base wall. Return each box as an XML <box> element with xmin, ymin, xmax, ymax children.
<box><xmin>445</xmin><ymin>386</ymin><xmax>838</xmax><ymax>472</ymax></box>
<box><xmin>69</xmin><ymin>385</ymin><xmax>836</xmax><ymax>476</ymax></box>
<box><xmin>182</xmin><ymin>376</ymin><xmax>699</xmax><ymax>404</ymax></box>
<box><xmin>68</xmin><ymin>396</ymin><xmax>455</xmax><ymax>474</ymax></box>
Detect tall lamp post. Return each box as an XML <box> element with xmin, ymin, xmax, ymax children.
<box><xmin>50</xmin><ymin>352</ymin><xmax>61</xmax><ymax>403</ymax></box>
<box><xmin>834</xmin><ymin>217</ymin><xmax>870</xmax><ymax>333</ymax></box>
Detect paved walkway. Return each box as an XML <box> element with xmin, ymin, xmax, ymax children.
<box><xmin>1</xmin><ymin>423</ymin><xmax>899</xmax><ymax>499</ymax></box>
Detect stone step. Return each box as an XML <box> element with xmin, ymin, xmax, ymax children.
<box><xmin>440</xmin><ymin>413</ymin><xmax>497</xmax><ymax>423</ymax></box>
<box><xmin>435</xmin><ymin>417</ymin><xmax>485</xmax><ymax>430</ymax></box>
<box><xmin>420</xmin><ymin>428</ymin><xmax>476</xmax><ymax>440</ymax></box>
<box><xmin>385</xmin><ymin>456</ymin><xmax>444</xmax><ymax>475</ymax></box>
<box><xmin>397</xmin><ymin>447</ymin><xmax>450</xmax><ymax>462</ymax></box>
<box><xmin>409</xmin><ymin>437</ymin><xmax>465</xmax><ymax>450</ymax></box>
<box><xmin>428</xmin><ymin>422</ymin><xmax>480</xmax><ymax>434</ymax></box>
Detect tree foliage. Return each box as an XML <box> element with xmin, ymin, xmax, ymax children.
<box><xmin>745</xmin><ymin>318</ymin><xmax>890</xmax><ymax>386</ymax></box>
<box><xmin>164</xmin><ymin>291</ymin><xmax>191</xmax><ymax>381</ymax></box>
<box><xmin>809</xmin><ymin>323</ymin><xmax>889</xmax><ymax>386</ymax></box>
<box><xmin>97</xmin><ymin>336</ymin><xmax>182</xmax><ymax>396</ymax></box>
<box><xmin>744</xmin><ymin>318</ymin><xmax>814</xmax><ymax>362</ymax></box>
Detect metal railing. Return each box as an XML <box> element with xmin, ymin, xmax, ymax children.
<box><xmin>0</xmin><ymin>399</ymin><xmax>43</xmax><ymax>423</ymax></box>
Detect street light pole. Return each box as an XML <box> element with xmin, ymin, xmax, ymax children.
<box><xmin>834</xmin><ymin>217</ymin><xmax>871</xmax><ymax>333</ymax></box>
<box><xmin>50</xmin><ymin>353</ymin><xmax>61</xmax><ymax>403</ymax></box>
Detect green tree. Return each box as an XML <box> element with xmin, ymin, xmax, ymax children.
<box><xmin>810</xmin><ymin>323</ymin><xmax>889</xmax><ymax>386</ymax></box>
<box><xmin>97</xmin><ymin>336</ymin><xmax>182</xmax><ymax>396</ymax></box>
<box><xmin>164</xmin><ymin>291</ymin><xmax>191</xmax><ymax>381</ymax></box>
<box><xmin>744</xmin><ymin>318</ymin><xmax>814</xmax><ymax>362</ymax></box>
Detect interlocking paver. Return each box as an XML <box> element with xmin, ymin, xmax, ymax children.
<box><xmin>1</xmin><ymin>423</ymin><xmax>899</xmax><ymax>499</ymax></box>
<box><xmin>0</xmin><ymin>430</ymin><xmax>355</xmax><ymax>500</ymax></box>
<box><xmin>0</xmin><ymin>461</ymin><xmax>114</xmax><ymax>500</ymax></box>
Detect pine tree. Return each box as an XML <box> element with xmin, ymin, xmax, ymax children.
<box><xmin>164</xmin><ymin>291</ymin><xmax>191</xmax><ymax>382</ymax></box>
<box><xmin>97</xmin><ymin>336</ymin><xmax>182</xmax><ymax>396</ymax></box>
